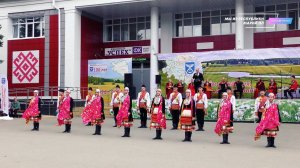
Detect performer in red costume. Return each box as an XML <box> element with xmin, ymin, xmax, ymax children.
<box><xmin>165</xmin><ymin>79</ymin><xmax>173</xmax><ymax>99</ymax></box>
<box><xmin>116</xmin><ymin>87</ymin><xmax>133</xmax><ymax>137</ymax></box>
<box><xmin>83</xmin><ymin>87</ymin><xmax>94</xmax><ymax>126</ymax></box>
<box><xmin>81</xmin><ymin>89</ymin><xmax>105</xmax><ymax>135</ymax></box>
<box><xmin>254</xmin><ymin>78</ymin><xmax>266</xmax><ymax>99</ymax></box>
<box><xmin>267</xmin><ymin>78</ymin><xmax>277</xmax><ymax>96</ymax></box>
<box><xmin>179</xmin><ymin>89</ymin><xmax>196</xmax><ymax>142</ymax></box>
<box><xmin>284</xmin><ymin>75</ymin><xmax>298</xmax><ymax>99</ymax></box>
<box><xmin>188</xmin><ymin>79</ymin><xmax>195</xmax><ymax>96</ymax></box>
<box><xmin>149</xmin><ymin>89</ymin><xmax>166</xmax><ymax>140</ymax></box>
<box><xmin>255</xmin><ymin>90</ymin><xmax>269</xmax><ymax>123</ymax></box>
<box><xmin>137</xmin><ymin>85</ymin><xmax>151</xmax><ymax>128</ymax></box>
<box><xmin>255</xmin><ymin>93</ymin><xmax>281</xmax><ymax>148</ymax></box>
<box><xmin>22</xmin><ymin>90</ymin><xmax>41</xmax><ymax>131</ymax></box>
<box><xmin>215</xmin><ymin>92</ymin><xmax>234</xmax><ymax>144</ymax></box>
<box><xmin>110</xmin><ymin>85</ymin><xmax>123</xmax><ymax>127</ymax></box>
<box><xmin>177</xmin><ymin>80</ymin><xmax>184</xmax><ymax>95</ymax></box>
<box><xmin>57</xmin><ymin>89</ymin><xmax>74</xmax><ymax>133</ymax></box>
<box><xmin>203</xmin><ymin>80</ymin><xmax>213</xmax><ymax>99</ymax></box>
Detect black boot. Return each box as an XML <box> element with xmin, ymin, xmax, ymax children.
<box><xmin>225</xmin><ymin>134</ymin><xmax>230</xmax><ymax>144</ymax></box>
<box><xmin>153</xmin><ymin>130</ymin><xmax>159</xmax><ymax>140</ymax></box>
<box><xmin>31</xmin><ymin>122</ymin><xmax>36</xmax><ymax>131</ymax></box>
<box><xmin>138</xmin><ymin>121</ymin><xmax>143</xmax><ymax>128</ymax></box>
<box><xmin>93</xmin><ymin>125</ymin><xmax>101</xmax><ymax>135</ymax></box>
<box><xmin>220</xmin><ymin>134</ymin><xmax>230</xmax><ymax>144</ymax></box>
<box><xmin>265</xmin><ymin>137</ymin><xmax>271</xmax><ymax>147</ymax></box>
<box><xmin>122</xmin><ymin>127</ymin><xmax>130</xmax><ymax>137</ymax></box>
<box><xmin>63</xmin><ymin>124</ymin><xmax>68</xmax><ymax>133</ymax></box>
<box><xmin>35</xmin><ymin>122</ymin><xmax>39</xmax><ymax>131</ymax></box>
<box><xmin>143</xmin><ymin>121</ymin><xmax>147</xmax><ymax>128</ymax></box>
<box><xmin>98</xmin><ymin>126</ymin><xmax>102</xmax><ymax>135</ymax></box>
<box><xmin>182</xmin><ymin>132</ymin><xmax>189</xmax><ymax>142</ymax></box>
<box><xmin>188</xmin><ymin>132</ymin><xmax>192</xmax><ymax>142</ymax></box>
<box><xmin>66</xmin><ymin>124</ymin><xmax>71</xmax><ymax>133</ymax></box>
<box><xmin>127</xmin><ymin>128</ymin><xmax>131</xmax><ymax>137</ymax></box>
<box><xmin>157</xmin><ymin>129</ymin><xmax>162</xmax><ymax>140</ymax></box>
<box><xmin>270</xmin><ymin>137</ymin><xmax>276</xmax><ymax>148</ymax></box>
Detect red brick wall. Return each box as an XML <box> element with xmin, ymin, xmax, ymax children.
<box><xmin>173</xmin><ymin>35</ymin><xmax>235</xmax><ymax>53</ymax></box>
<box><xmin>81</xmin><ymin>16</ymin><xmax>102</xmax><ymax>90</ymax></box>
<box><xmin>49</xmin><ymin>15</ymin><xmax>59</xmax><ymax>89</ymax></box>
<box><xmin>254</xmin><ymin>30</ymin><xmax>300</xmax><ymax>48</ymax></box>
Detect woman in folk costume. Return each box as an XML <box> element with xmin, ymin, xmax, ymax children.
<box><xmin>84</xmin><ymin>87</ymin><xmax>95</xmax><ymax>126</ymax></box>
<box><xmin>227</xmin><ymin>88</ymin><xmax>236</xmax><ymax>129</ymax></box>
<box><xmin>81</xmin><ymin>87</ymin><xmax>95</xmax><ymax>126</ymax></box>
<box><xmin>215</xmin><ymin>92</ymin><xmax>234</xmax><ymax>144</ymax></box>
<box><xmin>255</xmin><ymin>93</ymin><xmax>281</xmax><ymax>148</ymax></box>
<box><xmin>116</xmin><ymin>87</ymin><xmax>133</xmax><ymax>137</ymax></box>
<box><xmin>57</xmin><ymin>89</ymin><xmax>74</xmax><ymax>133</ymax></box>
<box><xmin>22</xmin><ymin>90</ymin><xmax>41</xmax><ymax>131</ymax></box>
<box><xmin>149</xmin><ymin>89</ymin><xmax>166</xmax><ymax>140</ymax></box>
<box><xmin>81</xmin><ymin>89</ymin><xmax>105</xmax><ymax>135</ymax></box>
<box><xmin>179</xmin><ymin>89</ymin><xmax>196</xmax><ymax>142</ymax></box>
<box><xmin>165</xmin><ymin>79</ymin><xmax>173</xmax><ymax>99</ymax></box>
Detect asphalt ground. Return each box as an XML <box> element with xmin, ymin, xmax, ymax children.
<box><xmin>0</xmin><ymin>117</ymin><xmax>299</xmax><ymax>168</ymax></box>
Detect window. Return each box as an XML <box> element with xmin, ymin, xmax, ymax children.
<box><xmin>12</xmin><ymin>17</ymin><xmax>44</xmax><ymax>38</ymax></box>
<box><xmin>175</xmin><ymin>20</ymin><xmax>183</xmax><ymax>37</ymax></box>
<box><xmin>255</xmin><ymin>3</ymin><xmax>300</xmax><ymax>32</ymax></box>
<box><xmin>193</xmin><ymin>18</ymin><xmax>201</xmax><ymax>36</ymax></box>
<box><xmin>211</xmin><ymin>17</ymin><xmax>220</xmax><ymax>35</ymax></box>
<box><xmin>221</xmin><ymin>16</ymin><xmax>231</xmax><ymax>34</ymax></box>
<box><xmin>174</xmin><ymin>9</ymin><xmax>235</xmax><ymax>37</ymax></box>
<box><xmin>202</xmin><ymin>17</ymin><xmax>210</xmax><ymax>36</ymax></box>
<box><xmin>277</xmin><ymin>11</ymin><xmax>288</xmax><ymax>31</ymax></box>
<box><xmin>104</xmin><ymin>16</ymin><xmax>156</xmax><ymax>42</ymax></box>
<box><xmin>183</xmin><ymin>19</ymin><xmax>192</xmax><ymax>37</ymax></box>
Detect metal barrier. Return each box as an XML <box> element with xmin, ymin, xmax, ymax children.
<box><xmin>9</xmin><ymin>86</ymin><xmax>90</xmax><ymax>100</ymax></box>
<box><xmin>8</xmin><ymin>86</ymin><xmax>90</xmax><ymax>116</ymax></box>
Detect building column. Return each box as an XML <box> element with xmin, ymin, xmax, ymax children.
<box><xmin>150</xmin><ymin>6</ymin><xmax>159</xmax><ymax>98</ymax></box>
<box><xmin>235</xmin><ymin>0</ymin><xmax>244</xmax><ymax>49</ymax></box>
<box><xmin>161</xmin><ymin>12</ymin><xmax>173</xmax><ymax>53</ymax></box>
<box><xmin>64</xmin><ymin>7</ymin><xmax>81</xmax><ymax>98</ymax></box>
<box><xmin>0</xmin><ymin>15</ymin><xmax>12</xmax><ymax>77</ymax></box>
<box><xmin>244</xmin><ymin>3</ymin><xmax>254</xmax><ymax>49</ymax></box>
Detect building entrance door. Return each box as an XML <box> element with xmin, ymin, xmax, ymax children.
<box><xmin>132</xmin><ymin>58</ymin><xmax>150</xmax><ymax>98</ymax></box>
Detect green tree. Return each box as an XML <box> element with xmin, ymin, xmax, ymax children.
<box><xmin>0</xmin><ymin>25</ymin><xmax>3</xmax><ymax>47</ymax></box>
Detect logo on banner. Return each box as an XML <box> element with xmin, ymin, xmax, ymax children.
<box><xmin>132</xmin><ymin>47</ymin><xmax>142</xmax><ymax>54</ymax></box>
<box><xmin>185</xmin><ymin>62</ymin><xmax>195</xmax><ymax>74</ymax></box>
<box><xmin>12</xmin><ymin>50</ymin><xmax>39</xmax><ymax>84</ymax></box>
<box><xmin>89</xmin><ymin>64</ymin><xmax>108</xmax><ymax>73</ymax></box>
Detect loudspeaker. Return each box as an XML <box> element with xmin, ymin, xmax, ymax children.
<box><xmin>124</xmin><ymin>73</ymin><xmax>133</xmax><ymax>87</ymax></box>
<box><xmin>155</xmin><ymin>75</ymin><xmax>161</xmax><ymax>84</ymax></box>
<box><xmin>129</xmin><ymin>86</ymin><xmax>137</xmax><ymax>99</ymax></box>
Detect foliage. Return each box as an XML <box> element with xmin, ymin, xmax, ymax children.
<box><xmin>0</xmin><ymin>25</ymin><xmax>3</xmax><ymax>47</ymax></box>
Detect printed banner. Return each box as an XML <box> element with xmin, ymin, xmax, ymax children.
<box><xmin>88</xmin><ymin>58</ymin><xmax>132</xmax><ymax>109</ymax></box>
<box><xmin>157</xmin><ymin>47</ymin><xmax>300</xmax><ymax>99</ymax></box>
<box><xmin>12</xmin><ymin>50</ymin><xmax>39</xmax><ymax>84</ymax></box>
<box><xmin>105</xmin><ymin>46</ymin><xmax>150</xmax><ymax>56</ymax></box>
<box><xmin>126</xmin><ymin>99</ymin><xmax>300</xmax><ymax>123</ymax></box>
<box><xmin>0</xmin><ymin>74</ymin><xmax>9</xmax><ymax>115</ymax></box>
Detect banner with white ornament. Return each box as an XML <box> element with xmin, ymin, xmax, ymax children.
<box><xmin>12</xmin><ymin>50</ymin><xmax>39</xmax><ymax>84</ymax></box>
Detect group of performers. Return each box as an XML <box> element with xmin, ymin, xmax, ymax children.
<box><xmin>166</xmin><ymin>74</ymin><xmax>298</xmax><ymax>100</ymax></box>
<box><xmin>21</xmin><ymin>82</ymin><xmax>282</xmax><ymax>147</ymax></box>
